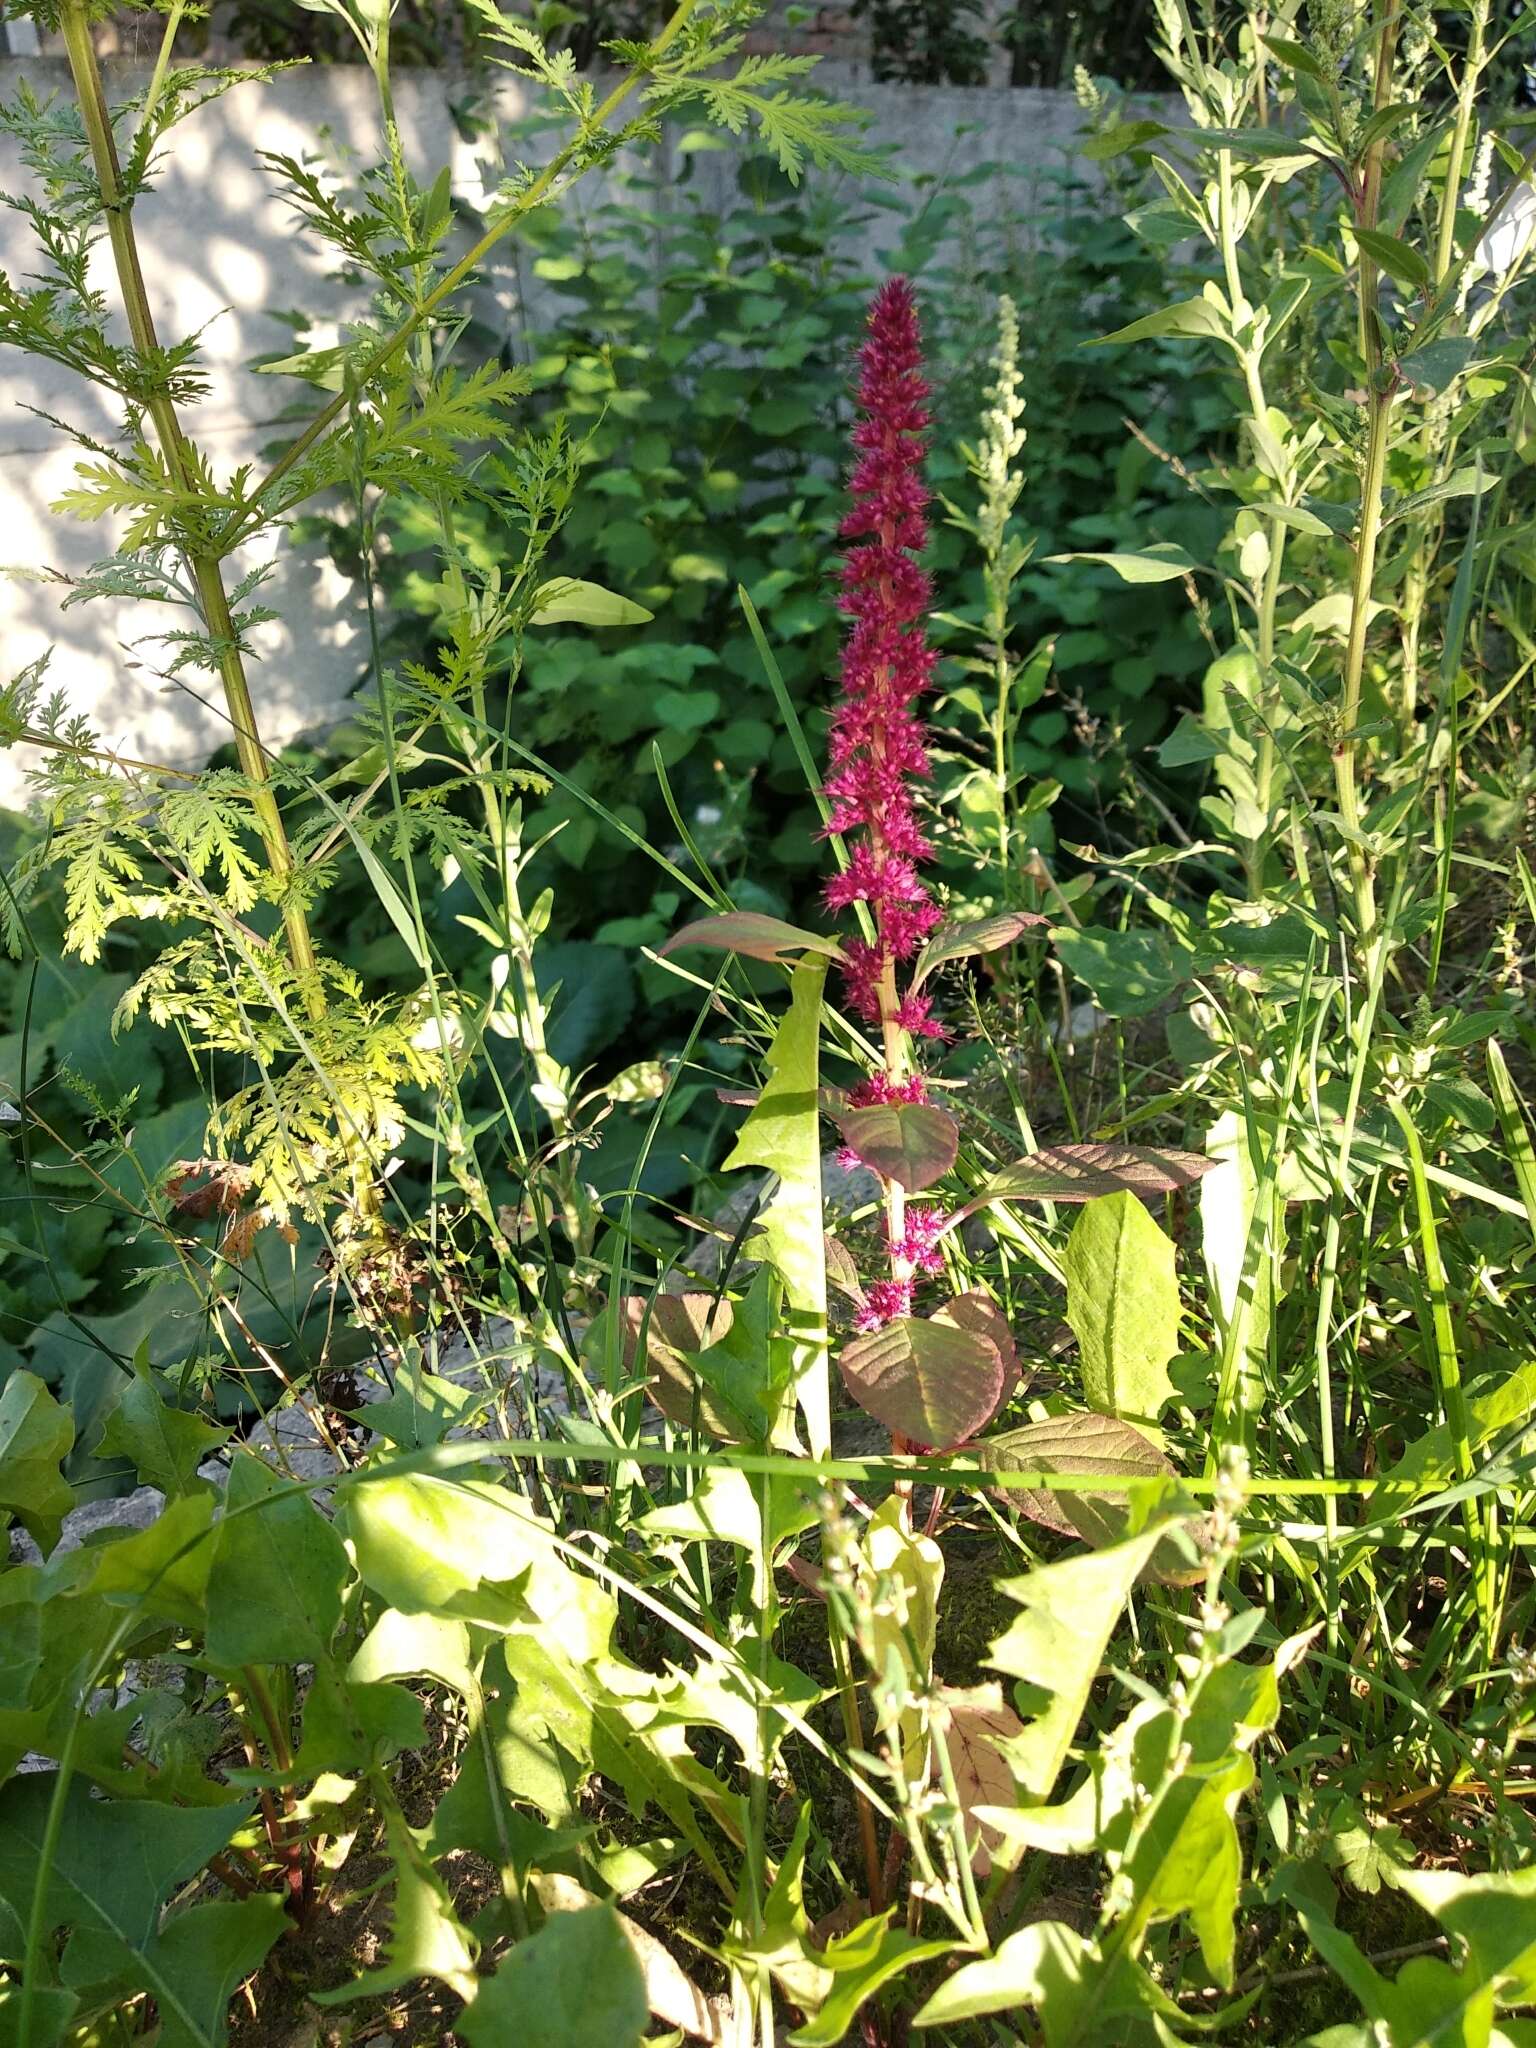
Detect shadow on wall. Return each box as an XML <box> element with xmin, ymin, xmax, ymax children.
<box><xmin>0</xmin><ymin>55</ymin><xmax>1116</xmax><ymax>810</ymax></box>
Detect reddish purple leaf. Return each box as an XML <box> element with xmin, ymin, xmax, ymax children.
<box><xmin>913</xmin><ymin>912</ymin><xmax>1050</xmax><ymax>986</ymax></box>
<box><xmin>660</xmin><ymin>914</ymin><xmax>845</xmax><ymax>964</ymax></box>
<box><xmin>933</xmin><ymin>1290</ymin><xmax>1019</xmax><ymax>1402</ymax></box>
<box><xmin>835</xmin><ymin>1101</ymin><xmax>959</xmax><ymax>1193</ymax></box>
<box><xmin>956</xmin><ymin>1143</ymin><xmax>1214</xmax><ymax>1223</ymax></box>
<box><xmin>840</xmin><ymin>1315</ymin><xmax>1005</xmax><ymax>1450</ymax></box>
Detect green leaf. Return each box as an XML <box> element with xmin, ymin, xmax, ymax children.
<box><xmin>1043</xmin><ymin>543</ymin><xmax>1197</xmax><ymax>583</ymax></box>
<box><xmin>1260</xmin><ymin>33</ymin><xmax>1327</xmax><ymax>79</ymax></box>
<box><xmin>985</xmin><ymin>1523</ymin><xmax>1171</xmax><ymax>1806</ymax></box>
<box><xmin>1384</xmin><ymin>467</ymin><xmax>1493</xmax><ymax>527</ymax></box>
<box><xmin>317</xmin><ymin>1811</ymin><xmax>478</xmax><ymax>2004</ymax></box>
<box><xmin>96</xmin><ymin>1354</ymin><xmax>229</xmax><ymax>1498</ymax></box>
<box><xmin>1081</xmin><ymin>118</ymin><xmax>1170</xmax><ymax>160</ymax></box>
<box><xmin>0</xmin><ymin>1775</ymin><xmax>267</xmax><ymax>2047</ymax></box>
<box><xmin>912</xmin><ymin>911</ymin><xmax>1048</xmax><ymax>986</ymax></box>
<box><xmin>1399</xmin><ymin>337</ymin><xmax>1482</xmax><ymax>394</ymax></box>
<box><xmin>840</xmin><ymin>1313</ymin><xmax>1005</xmax><ymax>1450</ymax></box>
<box><xmin>1090</xmin><ymin>298</ymin><xmax>1229</xmax><ymax>347</ymax></box>
<box><xmin>530</xmin><ymin>577</ymin><xmax>654</xmax><ymax>628</ymax></box>
<box><xmin>360</xmin><ymin>1350</ymin><xmax>492</xmax><ymax>1451</ymax></box>
<box><xmin>0</xmin><ymin>1372</ymin><xmax>74</xmax><ymax>1553</ymax></box>
<box><xmin>456</xmin><ymin>1903</ymin><xmax>647</xmax><ymax>2048</ymax></box>
<box><xmin>660</xmin><ymin>913</ymin><xmax>845</xmax><ymax>963</ymax></box>
<box><xmin>205</xmin><ymin>1455</ymin><xmax>349</xmax><ymax>1667</ymax></box>
<box><xmin>833</xmin><ymin>1100</ymin><xmax>958</xmax><ymax>1192</ymax></box>
<box><xmin>147</xmin><ymin>1896</ymin><xmax>289</xmax><ymax>2048</ymax></box>
<box><xmin>1367</xmin><ymin>1359</ymin><xmax>1536</xmax><ymax>1506</ymax></box>
<box><xmin>722</xmin><ymin>961</ymin><xmax>831</xmax><ymax>1455</ymax></box>
<box><xmin>789</xmin><ymin>1919</ymin><xmax>959</xmax><ymax>2047</ymax></box>
<box><xmin>1353</xmin><ymin>226</ymin><xmax>1430</xmax><ymax>289</ymax></box>
<box><xmin>1052</xmin><ymin>924</ymin><xmax>1193</xmax><ymax>1016</ymax></box>
<box><xmin>1064</xmin><ymin>1194</ymin><xmax>1182</xmax><ymax>1428</ymax></box>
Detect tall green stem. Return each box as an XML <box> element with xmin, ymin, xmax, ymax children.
<box><xmin>58</xmin><ymin>0</ymin><xmax>321</xmax><ymax>1008</ymax></box>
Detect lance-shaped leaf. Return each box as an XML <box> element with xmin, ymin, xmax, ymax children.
<box><xmin>722</xmin><ymin>961</ymin><xmax>831</xmax><ymax>1455</ymax></box>
<box><xmin>1043</xmin><ymin>542</ymin><xmax>1198</xmax><ymax>582</ymax></box>
<box><xmin>529</xmin><ymin>576</ymin><xmax>653</xmax><ymax>628</ymax></box>
<box><xmin>834</xmin><ymin>1100</ymin><xmax>958</xmax><ymax>1193</ymax></box>
<box><xmin>1064</xmin><ymin>1193</ymin><xmax>1182</xmax><ymax>1428</ymax></box>
<box><xmin>660</xmin><ymin>913</ymin><xmax>845</xmax><ymax>964</ymax></box>
<box><xmin>955</xmin><ymin>1142</ymin><xmax>1215</xmax><ymax>1224</ymax></box>
<box><xmin>840</xmin><ymin>1315</ymin><xmax>1005</xmax><ymax>1449</ymax></box>
<box><xmin>912</xmin><ymin>911</ymin><xmax>1049</xmax><ymax>987</ymax></box>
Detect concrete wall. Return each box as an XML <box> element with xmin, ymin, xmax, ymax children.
<box><xmin>0</xmin><ymin>58</ymin><xmax>1138</xmax><ymax>807</ymax></box>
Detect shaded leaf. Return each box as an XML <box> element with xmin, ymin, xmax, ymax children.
<box><xmin>840</xmin><ymin>1316</ymin><xmax>1005</xmax><ymax>1449</ymax></box>
<box><xmin>96</xmin><ymin>1356</ymin><xmax>229</xmax><ymax>1498</ymax></box>
<box><xmin>913</xmin><ymin>912</ymin><xmax>1049</xmax><ymax>985</ymax></box>
<box><xmin>660</xmin><ymin>914</ymin><xmax>845</xmax><ymax>963</ymax></box>
<box><xmin>205</xmin><ymin>1456</ymin><xmax>349</xmax><ymax>1667</ymax></box>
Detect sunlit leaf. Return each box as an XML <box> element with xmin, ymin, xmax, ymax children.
<box><xmin>660</xmin><ymin>913</ymin><xmax>845</xmax><ymax>963</ymax></box>
<box><xmin>834</xmin><ymin>1100</ymin><xmax>958</xmax><ymax>1192</ymax></box>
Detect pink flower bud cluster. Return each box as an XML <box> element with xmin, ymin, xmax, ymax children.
<box><xmin>822</xmin><ymin>276</ymin><xmax>944</xmax><ymax>1041</ymax></box>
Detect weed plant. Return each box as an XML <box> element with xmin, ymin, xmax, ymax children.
<box><xmin>2</xmin><ymin>3</ymin><xmax>1536</xmax><ymax>2046</ymax></box>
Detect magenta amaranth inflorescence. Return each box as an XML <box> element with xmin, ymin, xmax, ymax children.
<box><xmin>822</xmin><ymin>275</ymin><xmax>945</xmax><ymax>1046</ymax></box>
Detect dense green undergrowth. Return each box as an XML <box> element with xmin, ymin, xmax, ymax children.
<box><xmin>4</xmin><ymin>1</ymin><xmax>1536</xmax><ymax>2044</ymax></box>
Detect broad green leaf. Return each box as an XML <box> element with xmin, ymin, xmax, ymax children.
<box><xmin>914</xmin><ymin>1920</ymin><xmax>1098</xmax><ymax>2031</ymax></box>
<box><xmin>1091</xmin><ymin>297</ymin><xmax>1229</xmax><ymax>346</ymax></box>
<box><xmin>912</xmin><ymin>910</ymin><xmax>1048</xmax><ymax>985</ymax></box>
<box><xmin>205</xmin><ymin>1455</ymin><xmax>349</xmax><ymax>1667</ymax></box>
<box><xmin>0</xmin><ymin>1775</ymin><xmax>265</xmax><ymax>2046</ymax></box>
<box><xmin>145</xmin><ymin>1896</ymin><xmax>289</xmax><ymax>2048</ymax></box>
<box><xmin>1044</xmin><ymin>543</ymin><xmax>1197</xmax><ymax>583</ymax></box>
<box><xmin>1065</xmin><ymin>1193</ymin><xmax>1181</xmax><ymax>1428</ymax></box>
<box><xmin>88</xmin><ymin>1489</ymin><xmax>217</xmax><ymax>1628</ymax></box>
<box><xmin>1050</xmin><ymin>925</ymin><xmax>1193</xmax><ymax>1017</ymax></box>
<box><xmin>660</xmin><ymin>912</ymin><xmax>845</xmax><ymax>963</ymax></box>
<box><xmin>456</xmin><ymin>1903</ymin><xmax>647</xmax><ymax>2048</ymax></box>
<box><xmin>96</xmin><ymin>1355</ymin><xmax>229</xmax><ymax>1498</ymax></box>
<box><xmin>833</xmin><ymin>1100</ymin><xmax>958</xmax><ymax>1192</ymax></box>
<box><xmin>1081</xmin><ymin>117</ymin><xmax>1170</xmax><ymax>159</ymax></box>
<box><xmin>0</xmin><ymin>1372</ymin><xmax>74</xmax><ymax>1552</ymax></box>
<box><xmin>722</xmin><ymin>961</ymin><xmax>830</xmax><ymax>1455</ymax></box>
<box><xmin>986</xmin><ymin>1523</ymin><xmax>1170</xmax><ymax>1803</ymax></box>
<box><xmin>1399</xmin><ymin>337</ymin><xmax>1482</xmax><ymax>393</ymax></box>
<box><xmin>530</xmin><ymin>577</ymin><xmax>653</xmax><ymax>628</ymax></box>
<box><xmin>1385</xmin><ymin>468</ymin><xmax>1493</xmax><ymax>527</ymax></box>
<box><xmin>1395</xmin><ymin>1865</ymin><xmax>1536</xmax><ymax>2007</ymax></box>
<box><xmin>840</xmin><ymin>1314</ymin><xmax>1005</xmax><ymax>1450</ymax></box>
